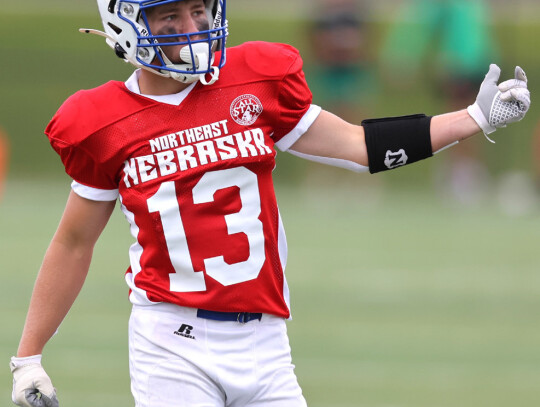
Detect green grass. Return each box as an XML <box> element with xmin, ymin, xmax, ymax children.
<box><xmin>2</xmin><ymin>176</ymin><xmax>540</xmax><ymax>407</ymax></box>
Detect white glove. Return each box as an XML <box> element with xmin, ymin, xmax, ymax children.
<box><xmin>467</xmin><ymin>64</ymin><xmax>531</xmax><ymax>138</ymax></box>
<box><xmin>10</xmin><ymin>355</ymin><xmax>59</xmax><ymax>407</ymax></box>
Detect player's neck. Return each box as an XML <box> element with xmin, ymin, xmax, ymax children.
<box><xmin>138</xmin><ymin>69</ymin><xmax>192</xmax><ymax>96</ymax></box>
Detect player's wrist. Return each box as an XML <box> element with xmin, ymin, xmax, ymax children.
<box><xmin>467</xmin><ymin>102</ymin><xmax>496</xmax><ymax>135</ymax></box>
<box><xmin>10</xmin><ymin>355</ymin><xmax>43</xmax><ymax>372</ymax></box>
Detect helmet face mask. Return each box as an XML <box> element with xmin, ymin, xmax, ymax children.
<box><xmin>95</xmin><ymin>0</ymin><xmax>228</xmax><ymax>84</ymax></box>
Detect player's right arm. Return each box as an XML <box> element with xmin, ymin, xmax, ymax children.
<box><xmin>11</xmin><ymin>191</ymin><xmax>115</xmax><ymax>407</ymax></box>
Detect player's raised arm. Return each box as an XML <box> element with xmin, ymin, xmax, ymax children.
<box><xmin>289</xmin><ymin>64</ymin><xmax>531</xmax><ymax>173</ymax></box>
<box><xmin>11</xmin><ymin>192</ymin><xmax>115</xmax><ymax>407</ymax></box>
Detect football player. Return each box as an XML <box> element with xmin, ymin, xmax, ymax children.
<box><xmin>10</xmin><ymin>0</ymin><xmax>530</xmax><ymax>406</ymax></box>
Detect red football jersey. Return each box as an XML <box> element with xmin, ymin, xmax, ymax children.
<box><xmin>45</xmin><ymin>41</ymin><xmax>320</xmax><ymax>318</ymax></box>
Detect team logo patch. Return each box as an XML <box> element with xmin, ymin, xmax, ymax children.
<box><xmin>230</xmin><ymin>94</ymin><xmax>263</xmax><ymax>126</ymax></box>
<box><xmin>384</xmin><ymin>149</ymin><xmax>408</xmax><ymax>169</ymax></box>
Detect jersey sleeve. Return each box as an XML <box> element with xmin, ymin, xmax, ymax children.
<box><xmin>274</xmin><ymin>104</ymin><xmax>321</xmax><ymax>152</ymax></box>
<box><xmin>271</xmin><ymin>45</ymin><xmax>319</xmax><ymax>150</ymax></box>
<box><xmin>45</xmin><ymin>92</ymin><xmax>119</xmax><ymax>200</ymax></box>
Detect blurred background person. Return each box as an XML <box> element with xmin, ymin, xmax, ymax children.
<box><xmin>305</xmin><ymin>0</ymin><xmax>378</xmax><ymax>122</ymax></box>
<box><xmin>380</xmin><ymin>0</ymin><xmax>499</xmax><ymax>206</ymax></box>
<box><xmin>301</xmin><ymin>0</ymin><xmax>382</xmax><ymax>195</ymax></box>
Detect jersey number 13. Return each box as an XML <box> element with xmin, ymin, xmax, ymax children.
<box><xmin>147</xmin><ymin>167</ymin><xmax>265</xmax><ymax>292</ymax></box>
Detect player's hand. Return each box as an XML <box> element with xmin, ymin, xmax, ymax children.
<box><xmin>467</xmin><ymin>64</ymin><xmax>531</xmax><ymax>137</ymax></box>
<box><xmin>10</xmin><ymin>355</ymin><xmax>59</xmax><ymax>407</ymax></box>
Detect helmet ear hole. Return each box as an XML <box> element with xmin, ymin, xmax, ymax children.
<box><xmin>107</xmin><ymin>0</ymin><xmax>117</xmax><ymax>13</ymax></box>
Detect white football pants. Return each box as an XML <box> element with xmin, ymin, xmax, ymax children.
<box><xmin>128</xmin><ymin>303</ymin><xmax>307</xmax><ymax>407</ymax></box>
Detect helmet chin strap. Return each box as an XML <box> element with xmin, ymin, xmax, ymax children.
<box><xmin>199</xmin><ymin>66</ymin><xmax>220</xmax><ymax>86</ymax></box>
<box><xmin>162</xmin><ymin>43</ymin><xmax>220</xmax><ymax>85</ymax></box>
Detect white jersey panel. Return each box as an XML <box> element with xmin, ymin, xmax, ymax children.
<box><xmin>120</xmin><ymin>196</ymin><xmax>158</xmax><ymax>306</ymax></box>
<box><xmin>71</xmin><ymin>180</ymin><xmax>119</xmax><ymax>201</ymax></box>
<box><xmin>277</xmin><ymin>209</ymin><xmax>291</xmax><ymax>317</ymax></box>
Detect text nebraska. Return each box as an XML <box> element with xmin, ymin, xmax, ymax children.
<box><xmin>123</xmin><ymin>128</ymin><xmax>272</xmax><ymax>188</ymax></box>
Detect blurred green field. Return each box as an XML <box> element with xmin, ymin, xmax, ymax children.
<box><xmin>2</xmin><ymin>177</ymin><xmax>540</xmax><ymax>407</ymax></box>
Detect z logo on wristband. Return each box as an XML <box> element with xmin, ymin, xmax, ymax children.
<box><xmin>384</xmin><ymin>149</ymin><xmax>408</xmax><ymax>169</ymax></box>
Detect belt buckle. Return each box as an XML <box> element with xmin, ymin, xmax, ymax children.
<box><xmin>237</xmin><ymin>312</ymin><xmax>249</xmax><ymax>323</ymax></box>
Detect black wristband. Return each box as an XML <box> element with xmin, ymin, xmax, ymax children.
<box><xmin>362</xmin><ymin>114</ymin><xmax>433</xmax><ymax>174</ymax></box>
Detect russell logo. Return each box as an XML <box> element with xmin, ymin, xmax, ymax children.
<box><xmin>230</xmin><ymin>94</ymin><xmax>263</xmax><ymax>126</ymax></box>
<box><xmin>174</xmin><ymin>324</ymin><xmax>196</xmax><ymax>340</ymax></box>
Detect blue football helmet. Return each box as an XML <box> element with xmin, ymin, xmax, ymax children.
<box><xmin>84</xmin><ymin>0</ymin><xmax>228</xmax><ymax>85</ymax></box>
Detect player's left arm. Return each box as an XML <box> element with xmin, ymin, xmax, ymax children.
<box><xmin>289</xmin><ymin>108</ymin><xmax>479</xmax><ymax>166</ymax></box>
<box><xmin>289</xmin><ymin>65</ymin><xmax>530</xmax><ymax>173</ymax></box>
